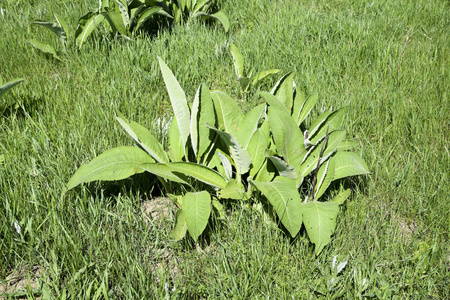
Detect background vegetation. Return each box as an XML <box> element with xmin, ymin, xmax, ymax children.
<box><xmin>1</xmin><ymin>0</ymin><xmax>448</xmax><ymax>298</ymax></box>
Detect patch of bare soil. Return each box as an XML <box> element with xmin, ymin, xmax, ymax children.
<box><xmin>142</xmin><ymin>196</ymin><xmax>176</xmax><ymax>225</ymax></box>
<box><xmin>0</xmin><ymin>266</ymin><xmax>42</xmax><ymax>299</ymax></box>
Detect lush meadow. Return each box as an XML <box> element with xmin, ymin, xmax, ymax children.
<box><xmin>1</xmin><ymin>0</ymin><xmax>449</xmax><ymax>298</ymax></box>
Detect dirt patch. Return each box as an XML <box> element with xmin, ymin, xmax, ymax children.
<box><xmin>142</xmin><ymin>197</ymin><xmax>177</xmax><ymax>225</ymax></box>
<box><xmin>0</xmin><ymin>265</ymin><xmax>42</xmax><ymax>298</ymax></box>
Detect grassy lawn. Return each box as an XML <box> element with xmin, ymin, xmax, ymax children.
<box><xmin>1</xmin><ymin>0</ymin><xmax>448</xmax><ymax>298</ymax></box>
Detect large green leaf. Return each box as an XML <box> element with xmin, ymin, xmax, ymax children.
<box><xmin>235</xmin><ymin>104</ymin><xmax>265</xmax><ymax>149</ymax></box>
<box><xmin>246</xmin><ymin>128</ymin><xmax>269</xmax><ymax>178</ymax></box>
<box><xmin>252</xmin><ymin>69</ymin><xmax>281</xmax><ymax>86</ymax></box>
<box><xmin>54</xmin><ymin>14</ymin><xmax>70</xmax><ymax>46</ymax></box>
<box><xmin>211</xmin><ymin>91</ymin><xmax>244</xmax><ymax>136</ymax></box>
<box><xmin>114</xmin><ymin>0</ymin><xmax>130</xmax><ymax>27</ymax></box>
<box><xmin>308</xmin><ymin>110</ymin><xmax>333</xmax><ymax>138</ymax></box>
<box><xmin>168</xmin><ymin>162</ymin><xmax>227</xmax><ymax>189</ymax></box>
<box><xmin>310</xmin><ymin>109</ymin><xmax>346</xmax><ymax>144</ymax></box>
<box><xmin>182</xmin><ymin>191</ymin><xmax>211</xmax><ymax>241</ymax></box>
<box><xmin>230</xmin><ymin>43</ymin><xmax>244</xmax><ymax>78</ymax></box>
<box><xmin>268</xmin><ymin>156</ymin><xmax>297</xmax><ymax>179</ymax></box>
<box><xmin>250</xmin><ymin>177</ymin><xmax>303</xmax><ymax>237</ymax></box>
<box><xmin>75</xmin><ymin>12</ymin><xmax>106</xmax><ymax>49</ymax></box>
<box><xmin>314</xmin><ymin>158</ymin><xmax>335</xmax><ymax>200</ymax></box>
<box><xmin>135</xmin><ymin>6</ymin><xmax>163</xmax><ymax>31</ymax></box>
<box><xmin>219</xmin><ymin>180</ymin><xmax>247</xmax><ymax>200</ymax></box>
<box><xmin>253</xmin><ymin>159</ymin><xmax>276</xmax><ymax>182</ymax></box>
<box><xmin>195</xmin><ymin>11</ymin><xmax>230</xmax><ymax>32</ymax></box>
<box><xmin>207</xmin><ymin>126</ymin><xmax>252</xmax><ymax>175</ymax></box>
<box><xmin>190</xmin><ymin>84</ymin><xmax>215</xmax><ymax>161</ymax></box>
<box><xmin>331</xmin><ymin>151</ymin><xmax>370</xmax><ymax>181</ymax></box>
<box><xmin>271</xmin><ymin>72</ymin><xmax>295</xmax><ymax>111</ymax></box>
<box><xmin>116</xmin><ymin>111</ymin><xmax>169</xmax><ymax>163</ymax></box>
<box><xmin>172</xmin><ymin>209</ymin><xmax>187</xmax><ymax>240</ymax></box>
<box><xmin>302</xmin><ymin>201</ymin><xmax>339</xmax><ymax>255</ymax></box>
<box><xmin>27</xmin><ymin>39</ymin><xmax>61</xmax><ymax>61</ymax></box>
<box><xmin>259</xmin><ymin>91</ymin><xmax>290</xmax><ymax>114</ymax></box>
<box><xmin>140</xmin><ymin>163</ymin><xmax>188</xmax><ymax>184</ymax></box>
<box><xmin>158</xmin><ymin>57</ymin><xmax>190</xmax><ymax>155</ymax></box>
<box><xmin>268</xmin><ymin>107</ymin><xmax>306</xmax><ymax>171</ymax></box>
<box><xmin>332</xmin><ymin>189</ymin><xmax>351</xmax><ymax>205</ymax></box>
<box><xmin>295</xmin><ymin>92</ymin><xmax>317</xmax><ymax>126</ymax></box>
<box><xmin>103</xmin><ymin>8</ymin><xmax>127</xmax><ymax>35</ymax></box>
<box><xmin>32</xmin><ymin>19</ymin><xmax>66</xmax><ymax>46</ymax></box>
<box><xmin>217</xmin><ymin>151</ymin><xmax>232</xmax><ymax>181</ymax></box>
<box><xmin>67</xmin><ymin>146</ymin><xmax>154</xmax><ymax>190</ymax></box>
<box><xmin>169</xmin><ymin>117</ymin><xmax>184</xmax><ymax>161</ymax></box>
<box><xmin>0</xmin><ymin>78</ymin><xmax>24</xmax><ymax>98</ymax></box>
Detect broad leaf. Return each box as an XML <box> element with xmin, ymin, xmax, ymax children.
<box><xmin>336</xmin><ymin>139</ymin><xmax>358</xmax><ymax>151</ymax></box>
<box><xmin>219</xmin><ymin>181</ymin><xmax>247</xmax><ymax>200</ymax></box>
<box><xmin>116</xmin><ymin>111</ymin><xmax>169</xmax><ymax>163</ymax></box>
<box><xmin>332</xmin><ymin>152</ymin><xmax>370</xmax><ymax>181</ymax></box>
<box><xmin>168</xmin><ymin>162</ymin><xmax>227</xmax><ymax>189</ymax></box>
<box><xmin>268</xmin><ymin>107</ymin><xmax>306</xmax><ymax>171</ymax></box>
<box><xmin>268</xmin><ymin>156</ymin><xmax>297</xmax><ymax>179</ymax></box>
<box><xmin>314</xmin><ymin>158</ymin><xmax>335</xmax><ymax>200</ymax></box>
<box><xmin>54</xmin><ymin>14</ymin><xmax>70</xmax><ymax>46</ymax></box>
<box><xmin>246</xmin><ymin>128</ymin><xmax>269</xmax><ymax>178</ymax></box>
<box><xmin>310</xmin><ymin>109</ymin><xmax>346</xmax><ymax>144</ymax></box>
<box><xmin>32</xmin><ymin>19</ymin><xmax>66</xmax><ymax>46</ymax></box>
<box><xmin>211</xmin><ymin>91</ymin><xmax>244</xmax><ymax>136</ymax></box>
<box><xmin>217</xmin><ymin>152</ymin><xmax>232</xmax><ymax>181</ymax></box>
<box><xmin>183</xmin><ymin>191</ymin><xmax>211</xmax><ymax>241</ymax></box>
<box><xmin>230</xmin><ymin>43</ymin><xmax>244</xmax><ymax>78</ymax></box>
<box><xmin>75</xmin><ymin>12</ymin><xmax>106</xmax><ymax>49</ymax></box>
<box><xmin>104</xmin><ymin>9</ymin><xmax>127</xmax><ymax>35</ymax></box>
<box><xmin>190</xmin><ymin>84</ymin><xmax>215</xmax><ymax>161</ymax></box>
<box><xmin>140</xmin><ymin>163</ymin><xmax>188</xmax><ymax>184</ymax></box>
<box><xmin>158</xmin><ymin>57</ymin><xmax>191</xmax><ymax>155</ymax></box>
<box><xmin>302</xmin><ymin>201</ymin><xmax>339</xmax><ymax>255</ymax></box>
<box><xmin>169</xmin><ymin>117</ymin><xmax>184</xmax><ymax>161</ymax></box>
<box><xmin>235</xmin><ymin>104</ymin><xmax>265</xmax><ymax>149</ymax></box>
<box><xmin>172</xmin><ymin>209</ymin><xmax>187</xmax><ymax>240</ymax></box>
<box><xmin>271</xmin><ymin>72</ymin><xmax>295</xmax><ymax>111</ymax></box>
<box><xmin>251</xmin><ymin>177</ymin><xmax>303</xmax><ymax>237</ymax></box>
<box><xmin>295</xmin><ymin>92</ymin><xmax>317</xmax><ymax>126</ymax></box>
<box><xmin>212</xmin><ymin>199</ymin><xmax>226</xmax><ymax>219</ymax></box>
<box><xmin>252</xmin><ymin>69</ymin><xmax>281</xmax><ymax>86</ymax></box>
<box><xmin>207</xmin><ymin>126</ymin><xmax>252</xmax><ymax>175</ymax></box>
<box><xmin>332</xmin><ymin>189</ymin><xmax>351</xmax><ymax>205</ymax></box>
<box><xmin>135</xmin><ymin>6</ymin><xmax>163</xmax><ymax>31</ymax></box>
<box><xmin>0</xmin><ymin>78</ymin><xmax>24</xmax><ymax>98</ymax></box>
<box><xmin>67</xmin><ymin>146</ymin><xmax>154</xmax><ymax>190</ymax></box>
<box><xmin>27</xmin><ymin>39</ymin><xmax>61</xmax><ymax>61</ymax></box>
<box><xmin>195</xmin><ymin>11</ymin><xmax>230</xmax><ymax>32</ymax></box>
<box><xmin>253</xmin><ymin>159</ymin><xmax>276</xmax><ymax>182</ymax></box>
<box><xmin>115</xmin><ymin>0</ymin><xmax>130</xmax><ymax>27</ymax></box>
<box><xmin>259</xmin><ymin>91</ymin><xmax>290</xmax><ymax>114</ymax></box>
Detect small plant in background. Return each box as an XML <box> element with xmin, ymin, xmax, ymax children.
<box><xmin>312</xmin><ymin>255</ymin><xmax>348</xmax><ymax>296</ymax></box>
<box><xmin>27</xmin><ymin>14</ymin><xmax>71</xmax><ymax>61</ymax></box>
<box><xmin>66</xmin><ymin>57</ymin><xmax>369</xmax><ymax>252</ymax></box>
<box><xmin>230</xmin><ymin>43</ymin><xmax>280</xmax><ymax>93</ymax></box>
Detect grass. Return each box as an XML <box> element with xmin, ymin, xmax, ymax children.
<box><xmin>1</xmin><ymin>0</ymin><xmax>449</xmax><ymax>298</ymax></box>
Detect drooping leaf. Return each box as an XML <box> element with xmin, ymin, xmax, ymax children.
<box><xmin>135</xmin><ymin>6</ymin><xmax>163</xmax><ymax>31</ymax></box>
<box><xmin>211</xmin><ymin>91</ymin><xmax>244</xmax><ymax>136</ymax></box>
<box><xmin>302</xmin><ymin>201</ymin><xmax>339</xmax><ymax>255</ymax></box>
<box><xmin>336</xmin><ymin>139</ymin><xmax>358</xmax><ymax>151</ymax></box>
<box><xmin>235</xmin><ymin>104</ymin><xmax>265</xmax><ymax>149</ymax></box>
<box><xmin>268</xmin><ymin>156</ymin><xmax>297</xmax><ymax>179</ymax></box>
<box><xmin>314</xmin><ymin>158</ymin><xmax>335</xmax><ymax>200</ymax></box>
<box><xmin>268</xmin><ymin>107</ymin><xmax>306</xmax><ymax>171</ymax></box>
<box><xmin>140</xmin><ymin>163</ymin><xmax>188</xmax><ymax>184</ymax></box>
<box><xmin>75</xmin><ymin>12</ymin><xmax>106</xmax><ymax>49</ymax></box>
<box><xmin>250</xmin><ymin>176</ymin><xmax>303</xmax><ymax>237</ymax></box>
<box><xmin>331</xmin><ymin>151</ymin><xmax>370</xmax><ymax>181</ymax></box>
<box><xmin>172</xmin><ymin>209</ymin><xmax>187</xmax><ymax>240</ymax></box>
<box><xmin>168</xmin><ymin>162</ymin><xmax>227</xmax><ymax>189</ymax></box>
<box><xmin>212</xmin><ymin>199</ymin><xmax>226</xmax><ymax>219</ymax></box>
<box><xmin>252</xmin><ymin>69</ymin><xmax>281</xmax><ymax>86</ymax></box>
<box><xmin>230</xmin><ymin>43</ymin><xmax>244</xmax><ymax>79</ymax></box>
<box><xmin>116</xmin><ymin>111</ymin><xmax>169</xmax><ymax>163</ymax></box>
<box><xmin>158</xmin><ymin>57</ymin><xmax>190</xmax><ymax>154</ymax></box>
<box><xmin>207</xmin><ymin>126</ymin><xmax>252</xmax><ymax>175</ymax></box>
<box><xmin>182</xmin><ymin>191</ymin><xmax>211</xmax><ymax>241</ymax></box>
<box><xmin>27</xmin><ymin>39</ymin><xmax>61</xmax><ymax>61</ymax></box>
<box><xmin>246</xmin><ymin>128</ymin><xmax>269</xmax><ymax>178</ymax></box>
<box><xmin>0</xmin><ymin>78</ymin><xmax>24</xmax><ymax>98</ymax></box>
<box><xmin>219</xmin><ymin>181</ymin><xmax>247</xmax><ymax>200</ymax></box>
<box><xmin>190</xmin><ymin>84</ymin><xmax>215</xmax><ymax>161</ymax></box>
<box><xmin>253</xmin><ymin>159</ymin><xmax>276</xmax><ymax>182</ymax></box>
<box><xmin>271</xmin><ymin>72</ymin><xmax>295</xmax><ymax>111</ymax></box>
<box><xmin>295</xmin><ymin>92</ymin><xmax>318</xmax><ymax>126</ymax></box>
<box><xmin>67</xmin><ymin>146</ymin><xmax>154</xmax><ymax>190</ymax></box>
<box><xmin>114</xmin><ymin>0</ymin><xmax>130</xmax><ymax>27</ymax></box>
<box><xmin>103</xmin><ymin>8</ymin><xmax>127</xmax><ymax>35</ymax></box>
<box><xmin>54</xmin><ymin>14</ymin><xmax>70</xmax><ymax>46</ymax></box>
<box><xmin>195</xmin><ymin>11</ymin><xmax>230</xmax><ymax>32</ymax></box>
<box><xmin>169</xmin><ymin>117</ymin><xmax>184</xmax><ymax>161</ymax></box>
